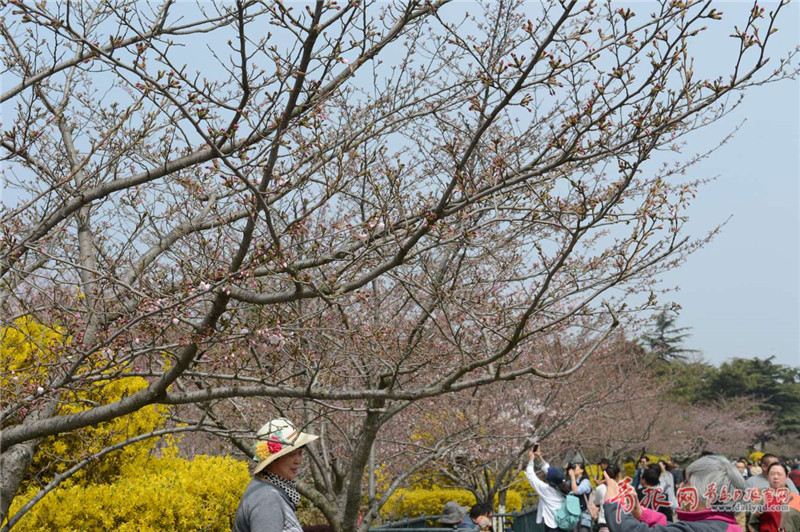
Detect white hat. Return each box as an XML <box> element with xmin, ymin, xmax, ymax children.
<box><xmin>252</xmin><ymin>418</ymin><xmax>318</xmax><ymax>475</ymax></box>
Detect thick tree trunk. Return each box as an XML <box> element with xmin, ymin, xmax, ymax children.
<box><xmin>343</xmin><ymin>403</ymin><xmax>385</xmax><ymax>532</ymax></box>
<box><xmin>0</xmin><ymin>442</ymin><xmax>37</xmax><ymax>522</ymax></box>
<box><xmin>1</xmin><ymin>400</ymin><xmax>59</xmax><ymax>524</ymax></box>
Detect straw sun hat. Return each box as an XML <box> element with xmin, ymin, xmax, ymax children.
<box><xmin>252</xmin><ymin>418</ymin><xmax>319</xmax><ymax>475</ymax></box>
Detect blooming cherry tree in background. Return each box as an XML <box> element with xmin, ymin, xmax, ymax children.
<box><xmin>1</xmin><ymin>0</ymin><xmax>797</xmax><ymax>529</ymax></box>
<box><xmin>651</xmin><ymin>396</ymin><xmax>764</xmax><ymax>458</ymax></box>
<box><xmin>410</xmin><ymin>332</ymin><xmax>663</xmax><ymax>505</ymax></box>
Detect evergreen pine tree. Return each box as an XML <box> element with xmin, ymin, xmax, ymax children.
<box><xmin>642</xmin><ymin>310</ymin><xmax>700</xmax><ymax>362</ymax></box>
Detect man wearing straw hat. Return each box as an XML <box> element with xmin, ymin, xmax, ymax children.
<box><xmin>234</xmin><ymin>418</ymin><xmax>319</xmax><ymax>532</ymax></box>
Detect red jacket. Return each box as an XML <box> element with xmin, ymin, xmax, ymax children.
<box><xmin>753</xmin><ymin>492</ymin><xmax>800</xmax><ymax>532</ymax></box>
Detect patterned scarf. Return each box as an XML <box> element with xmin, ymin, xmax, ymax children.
<box><xmin>260</xmin><ymin>471</ymin><xmax>301</xmax><ymax>510</ymax></box>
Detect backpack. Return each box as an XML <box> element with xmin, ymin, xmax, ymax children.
<box><xmin>554</xmin><ymin>493</ymin><xmax>581</xmax><ymax>531</ymax></box>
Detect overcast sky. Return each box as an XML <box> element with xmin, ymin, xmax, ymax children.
<box><xmin>650</xmin><ymin>1</ymin><xmax>799</xmax><ymax>368</ymax></box>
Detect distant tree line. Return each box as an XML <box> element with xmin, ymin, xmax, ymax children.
<box><xmin>643</xmin><ymin>310</ymin><xmax>800</xmax><ymax>453</ymax></box>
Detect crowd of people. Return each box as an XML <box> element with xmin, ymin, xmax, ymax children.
<box><xmin>229</xmin><ymin>417</ymin><xmax>800</xmax><ymax>532</ymax></box>
<box><xmin>521</xmin><ymin>446</ymin><xmax>800</xmax><ymax>532</ymax></box>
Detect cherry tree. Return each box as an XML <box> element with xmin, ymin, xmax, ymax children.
<box><xmin>410</xmin><ymin>332</ymin><xmax>663</xmax><ymax>506</ymax></box>
<box><xmin>650</xmin><ymin>396</ymin><xmax>764</xmax><ymax>458</ymax></box>
<box><xmin>1</xmin><ymin>0</ymin><xmax>797</xmax><ymax>529</ymax></box>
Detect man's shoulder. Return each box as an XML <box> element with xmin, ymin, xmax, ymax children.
<box><xmin>746</xmin><ymin>475</ymin><xmax>766</xmax><ymax>488</ymax></box>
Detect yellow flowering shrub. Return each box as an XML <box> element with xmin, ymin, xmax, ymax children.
<box><xmin>8</xmin><ymin>455</ymin><xmax>251</xmax><ymax>531</ymax></box>
<box><xmin>506</xmin><ymin>471</ymin><xmax>539</xmax><ymax>504</ymax></box>
<box><xmin>383</xmin><ymin>487</ymin><xmax>475</xmax><ymax>520</ymax></box>
<box><xmin>3</xmin><ymin>318</ymin><xmax>244</xmax><ymax>530</ymax></box>
<box><xmin>1</xmin><ymin>316</ymin><xmax>65</xmax><ymax>391</ymax></box>
<box><xmin>382</xmin><ymin>487</ymin><xmax>523</xmax><ymax>520</ymax></box>
<box><xmin>496</xmin><ymin>490</ymin><xmax>523</xmax><ymax>512</ymax></box>
<box><xmin>32</xmin><ymin>375</ymin><xmax>170</xmax><ymax>486</ymax></box>
<box><xmin>622</xmin><ymin>461</ymin><xmax>636</xmax><ymax>480</ymax></box>
<box><xmin>2</xmin><ymin>318</ymin><xmax>169</xmax><ymax>486</ymax></box>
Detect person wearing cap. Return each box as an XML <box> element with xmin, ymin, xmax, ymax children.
<box><xmin>525</xmin><ymin>446</ymin><xmax>567</xmax><ymax>532</ymax></box>
<box><xmin>233</xmin><ymin>418</ymin><xmax>319</xmax><ymax>532</ymax></box>
<box><xmin>440</xmin><ymin>501</ymin><xmax>469</xmax><ymax>529</ymax></box>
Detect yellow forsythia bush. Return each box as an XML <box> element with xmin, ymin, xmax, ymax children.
<box><xmin>383</xmin><ymin>488</ymin><xmax>475</xmax><ymax>520</ymax></box>
<box><xmin>2</xmin><ymin>317</ymin><xmax>170</xmax><ymax>487</ymax></box>
<box><xmin>8</xmin><ymin>455</ymin><xmax>250</xmax><ymax>532</ymax></box>
<box><xmin>505</xmin><ymin>470</ymin><xmax>537</xmax><ymax>504</ymax></box>
<box><xmin>382</xmin><ymin>488</ymin><xmax>523</xmax><ymax>520</ymax></box>
<box><xmin>621</xmin><ymin>461</ymin><xmax>638</xmax><ymax>480</ymax></box>
<box><xmin>31</xmin><ymin>376</ymin><xmax>170</xmax><ymax>487</ymax></box>
<box><xmin>496</xmin><ymin>490</ymin><xmax>523</xmax><ymax>513</ymax></box>
<box><xmin>1</xmin><ymin>316</ymin><xmax>65</xmax><ymax>392</ymax></box>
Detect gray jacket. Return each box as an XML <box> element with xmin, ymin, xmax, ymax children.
<box><xmin>233</xmin><ymin>478</ymin><xmax>303</xmax><ymax>532</ymax></box>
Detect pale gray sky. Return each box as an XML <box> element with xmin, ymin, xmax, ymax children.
<box><xmin>652</xmin><ymin>2</ymin><xmax>799</xmax><ymax>368</ymax></box>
